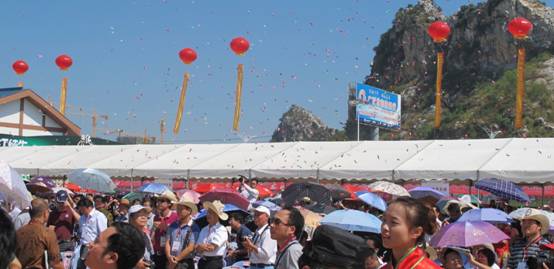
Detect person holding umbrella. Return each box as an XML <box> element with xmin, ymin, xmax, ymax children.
<box><xmin>507</xmin><ymin>208</ymin><xmax>551</xmax><ymax>269</ymax></box>
<box><xmin>380</xmin><ymin>197</ymin><xmax>441</xmax><ymax>269</ymax></box>
<box><xmin>196</xmin><ymin>200</ymin><xmax>229</xmax><ymax>269</ymax></box>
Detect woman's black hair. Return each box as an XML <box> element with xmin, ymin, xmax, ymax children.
<box><xmin>477</xmin><ymin>248</ymin><xmax>496</xmax><ymax>266</ymax></box>
<box><xmin>389</xmin><ymin>197</ymin><xmax>438</xmax><ymax>245</ymax></box>
<box><xmin>0</xmin><ymin>209</ymin><xmax>16</xmax><ymax>269</ymax></box>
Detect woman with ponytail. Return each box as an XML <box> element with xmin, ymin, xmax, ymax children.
<box><xmin>381</xmin><ymin>197</ymin><xmax>442</xmax><ymax>269</ymax></box>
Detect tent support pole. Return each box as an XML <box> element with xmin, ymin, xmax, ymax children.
<box><xmin>541</xmin><ymin>184</ymin><xmax>545</xmax><ymax>207</ymax></box>
<box><xmin>186</xmin><ymin>170</ymin><xmax>191</xmax><ymax>189</ymax></box>
<box><xmin>130</xmin><ymin>169</ymin><xmax>134</xmax><ymax>192</ymax></box>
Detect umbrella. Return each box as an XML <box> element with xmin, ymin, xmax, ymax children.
<box><xmin>51</xmin><ymin>186</ymin><xmax>74</xmax><ymax>196</ymax></box>
<box><xmin>296</xmin><ymin>206</ymin><xmax>322</xmax><ymax>230</ymax></box>
<box><xmin>256</xmin><ymin>185</ymin><xmax>273</xmax><ymax>199</ymax></box>
<box><xmin>357</xmin><ymin>192</ymin><xmax>387</xmax><ymax>212</ymax></box>
<box><xmin>68</xmin><ymin>168</ymin><xmax>116</xmax><ymax>193</ymax></box>
<box><xmin>430</xmin><ymin>221</ymin><xmax>509</xmax><ymax>247</ymax></box>
<box><xmin>304</xmin><ymin>203</ymin><xmax>336</xmax><ymax>215</ymax></box>
<box><xmin>409</xmin><ymin>187</ymin><xmax>446</xmax><ymax>201</ymax></box>
<box><xmin>475</xmin><ymin>178</ymin><xmax>529</xmax><ymax>202</ymax></box>
<box><xmin>457</xmin><ymin>208</ymin><xmax>512</xmax><ymax>224</ymax></box>
<box><xmin>509</xmin><ymin>208</ymin><xmax>554</xmax><ymax>232</ymax></box>
<box><xmin>176</xmin><ymin>189</ymin><xmax>201</xmax><ymax>204</ymax></box>
<box><xmin>122</xmin><ymin>192</ymin><xmax>148</xmax><ymax>202</ymax></box>
<box><xmin>0</xmin><ymin>162</ymin><xmax>32</xmax><ymax>208</ymax></box>
<box><xmin>138</xmin><ymin>183</ymin><xmax>170</xmax><ymax>195</ymax></box>
<box><xmin>26</xmin><ymin>176</ymin><xmax>57</xmax><ymax>194</ymax></box>
<box><xmin>253</xmin><ymin>200</ymin><xmax>281</xmax><ymax>212</ymax></box>
<box><xmin>195</xmin><ymin>203</ymin><xmax>248</xmax><ymax>228</ymax></box>
<box><xmin>325</xmin><ymin>184</ymin><xmax>353</xmax><ymax>200</ymax></box>
<box><xmin>282</xmin><ymin>182</ymin><xmax>332</xmax><ymax>207</ymax></box>
<box><xmin>368</xmin><ymin>181</ymin><xmax>410</xmax><ymax>197</ymax></box>
<box><xmin>321</xmin><ymin>209</ymin><xmax>382</xmax><ymax>233</ymax></box>
<box><xmin>459</xmin><ymin>194</ymin><xmax>481</xmax><ymax>205</ymax></box>
<box><xmin>199</xmin><ymin>189</ymin><xmax>250</xmax><ymax>211</ymax></box>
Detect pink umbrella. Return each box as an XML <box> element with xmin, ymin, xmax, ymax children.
<box><xmin>430</xmin><ymin>221</ymin><xmax>509</xmax><ymax>247</ymax></box>
<box><xmin>177</xmin><ymin>189</ymin><xmax>201</xmax><ymax>204</ymax></box>
<box><xmin>199</xmin><ymin>189</ymin><xmax>250</xmax><ymax>211</ymax></box>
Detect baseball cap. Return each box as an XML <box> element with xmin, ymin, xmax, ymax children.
<box><xmin>55</xmin><ymin>190</ymin><xmax>69</xmax><ymax>203</ymax></box>
<box><xmin>129</xmin><ymin>205</ymin><xmax>151</xmax><ymax>215</ymax></box>
<box><xmin>254</xmin><ymin>205</ymin><xmax>271</xmax><ymax>217</ymax></box>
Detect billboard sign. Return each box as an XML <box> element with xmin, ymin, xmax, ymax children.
<box><xmin>355</xmin><ymin>83</ymin><xmax>401</xmax><ymax>130</ymax></box>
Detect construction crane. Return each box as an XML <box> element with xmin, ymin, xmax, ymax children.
<box><xmin>66</xmin><ymin>105</ymin><xmax>109</xmax><ymax>137</ymax></box>
<box><xmin>100</xmin><ymin>127</ymin><xmax>155</xmax><ymax>144</ymax></box>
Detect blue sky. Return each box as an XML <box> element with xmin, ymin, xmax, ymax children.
<box><xmin>1</xmin><ymin>0</ymin><xmax>552</xmax><ymax>143</ymax></box>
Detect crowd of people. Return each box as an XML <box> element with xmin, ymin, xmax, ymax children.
<box><xmin>0</xmin><ymin>177</ymin><xmax>553</xmax><ymax>269</ymax></box>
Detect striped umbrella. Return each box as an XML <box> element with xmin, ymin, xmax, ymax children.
<box><xmin>475</xmin><ymin>178</ymin><xmax>529</xmax><ymax>202</ymax></box>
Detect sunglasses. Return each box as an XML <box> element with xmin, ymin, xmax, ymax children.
<box><xmin>271</xmin><ymin>217</ymin><xmax>291</xmax><ymax>226</ymax></box>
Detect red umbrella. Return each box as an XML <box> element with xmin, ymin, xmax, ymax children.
<box><xmin>257</xmin><ymin>185</ymin><xmax>273</xmax><ymax>199</ymax></box>
<box><xmin>193</xmin><ymin>183</ymin><xmax>217</xmax><ymax>194</ymax></box>
<box><xmin>199</xmin><ymin>189</ymin><xmax>250</xmax><ymax>211</ymax></box>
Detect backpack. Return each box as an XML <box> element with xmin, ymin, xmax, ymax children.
<box><xmin>299</xmin><ymin>225</ymin><xmax>372</xmax><ymax>269</ymax></box>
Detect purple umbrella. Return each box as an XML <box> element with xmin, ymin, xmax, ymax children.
<box><xmin>408</xmin><ymin>187</ymin><xmax>446</xmax><ymax>200</ymax></box>
<box><xmin>26</xmin><ymin>176</ymin><xmax>56</xmax><ymax>194</ymax></box>
<box><xmin>430</xmin><ymin>221</ymin><xmax>509</xmax><ymax>248</ymax></box>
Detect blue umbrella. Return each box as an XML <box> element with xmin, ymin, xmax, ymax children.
<box><xmin>457</xmin><ymin>208</ymin><xmax>512</xmax><ymax>224</ymax></box>
<box><xmin>409</xmin><ymin>187</ymin><xmax>446</xmax><ymax>200</ymax></box>
<box><xmin>357</xmin><ymin>192</ymin><xmax>387</xmax><ymax>212</ymax></box>
<box><xmin>321</xmin><ymin>209</ymin><xmax>382</xmax><ymax>233</ymax></box>
<box><xmin>195</xmin><ymin>203</ymin><xmax>247</xmax><ymax>220</ymax></box>
<box><xmin>138</xmin><ymin>183</ymin><xmax>170</xmax><ymax>195</ymax></box>
<box><xmin>475</xmin><ymin>178</ymin><xmax>529</xmax><ymax>202</ymax></box>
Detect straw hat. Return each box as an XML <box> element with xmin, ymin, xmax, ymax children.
<box><xmin>203</xmin><ymin>200</ymin><xmax>228</xmax><ymax>221</ymax></box>
<box><xmin>159</xmin><ymin>191</ymin><xmax>178</xmax><ymax>203</ymax></box>
<box><xmin>175</xmin><ymin>197</ymin><xmax>198</xmax><ymax>215</ymax></box>
<box><xmin>521</xmin><ymin>208</ymin><xmax>550</xmax><ymax>235</ymax></box>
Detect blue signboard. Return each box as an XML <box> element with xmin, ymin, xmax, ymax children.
<box><xmin>355</xmin><ymin>83</ymin><xmax>401</xmax><ymax>129</ymax></box>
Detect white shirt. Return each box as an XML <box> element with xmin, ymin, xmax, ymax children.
<box><xmin>239</xmin><ymin>183</ymin><xmax>259</xmax><ymax>203</ymax></box>
<box><xmin>249</xmin><ymin>224</ymin><xmax>277</xmax><ymax>264</ymax></box>
<box><xmin>197</xmin><ymin>222</ymin><xmax>228</xmax><ymax>257</ymax></box>
<box><xmin>79</xmin><ymin>208</ymin><xmax>108</xmax><ymax>244</ymax></box>
<box><xmin>13</xmin><ymin>212</ymin><xmax>30</xmax><ymax>230</ymax></box>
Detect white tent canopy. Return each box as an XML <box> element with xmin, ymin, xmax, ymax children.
<box><xmin>319</xmin><ymin>140</ymin><xmax>432</xmax><ymax>180</ymax></box>
<box><xmin>0</xmin><ymin>138</ymin><xmax>553</xmax><ymax>183</ymax></box>
<box><xmin>479</xmin><ymin>138</ymin><xmax>554</xmax><ymax>183</ymax></box>
<box><xmin>394</xmin><ymin>139</ymin><xmax>512</xmax><ymax>181</ymax></box>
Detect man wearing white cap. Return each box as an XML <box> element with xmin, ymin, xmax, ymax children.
<box><xmin>243</xmin><ymin>206</ymin><xmax>277</xmax><ymax>269</ymax></box>
<box><xmin>508</xmin><ymin>208</ymin><xmax>551</xmax><ymax>269</ymax></box>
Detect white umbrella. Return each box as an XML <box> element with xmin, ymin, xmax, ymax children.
<box><xmin>369</xmin><ymin>181</ymin><xmax>410</xmax><ymax>197</ymax></box>
<box><xmin>0</xmin><ymin>161</ymin><xmax>32</xmax><ymax>208</ymax></box>
<box><xmin>68</xmin><ymin>168</ymin><xmax>116</xmax><ymax>193</ymax></box>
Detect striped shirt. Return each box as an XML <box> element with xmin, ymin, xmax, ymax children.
<box><xmin>507</xmin><ymin>236</ymin><xmax>551</xmax><ymax>268</ymax></box>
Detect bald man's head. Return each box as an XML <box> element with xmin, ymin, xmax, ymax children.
<box><xmin>29</xmin><ymin>198</ymin><xmax>49</xmax><ymax>219</ymax></box>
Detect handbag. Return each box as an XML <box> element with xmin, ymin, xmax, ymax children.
<box><xmin>174</xmin><ymin>227</ymin><xmax>193</xmax><ymax>269</ymax></box>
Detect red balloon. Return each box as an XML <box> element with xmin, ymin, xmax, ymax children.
<box><xmin>55</xmin><ymin>54</ymin><xmax>73</xmax><ymax>70</ymax></box>
<box><xmin>508</xmin><ymin>17</ymin><xmax>533</xmax><ymax>39</ymax></box>
<box><xmin>427</xmin><ymin>21</ymin><xmax>451</xmax><ymax>43</ymax></box>
<box><xmin>179</xmin><ymin>48</ymin><xmax>197</xmax><ymax>64</ymax></box>
<box><xmin>230</xmin><ymin>37</ymin><xmax>250</xmax><ymax>55</ymax></box>
<box><xmin>12</xmin><ymin>60</ymin><xmax>29</xmax><ymax>75</ymax></box>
